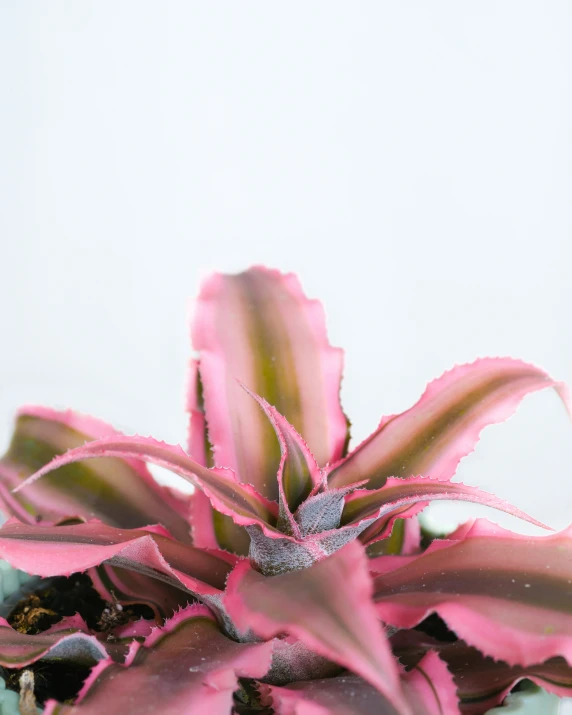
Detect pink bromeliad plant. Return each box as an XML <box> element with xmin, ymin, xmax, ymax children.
<box><xmin>0</xmin><ymin>267</ymin><xmax>571</xmax><ymax>713</ymax></box>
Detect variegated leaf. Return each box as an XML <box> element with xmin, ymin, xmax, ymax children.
<box><xmin>0</xmin><ymin>408</ymin><xmax>192</xmax><ymax>542</ymax></box>
<box><xmin>373</xmin><ymin>518</ymin><xmax>572</xmax><ymax>666</ymax></box>
<box><xmin>329</xmin><ymin>358</ymin><xmax>570</xmax><ymax>489</ymax></box>
<box><xmin>192</xmin><ymin>267</ymin><xmax>348</xmax><ymax>500</ymax></box>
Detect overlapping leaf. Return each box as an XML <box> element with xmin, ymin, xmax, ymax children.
<box><xmin>0</xmin><ymin>520</ymin><xmax>235</xmax><ymax>599</ymax></box>
<box><xmin>192</xmin><ymin>267</ymin><xmax>348</xmax><ymax>501</ymax></box>
<box><xmin>225</xmin><ymin>540</ymin><xmax>409</xmax><ymax>712</ymax></box>
<box><xmin>392</xmin><ymin>630</ymin><xmax>572</xmax><ymax>714</ymax></box>
<box><xmin>14</xmin><ymin>434</ymin><xmax>279</xmax><ymax>535</ymax></box>
<box><xmin>341</xmin><ymin>475</ymin><xmax>548</xmax><ymax>546</ymax></box>
<box><xmin>44</xmin><ymin>604</ymin><xmax>274</xmax><ymax>715</ymax></box>
<box><xmin>88</xmin><ymin>563</ymin><xmax>190</xmax><ymax>623</ymax></box>
<box><xmin>262</xmin><ymin>652</ymin><xmax>458</xmax><ymax>715</ymax></box>
<box><xmin>373</xmin><ymin>518</ymin><xmax>572</xmax><ymax>666</ymax></box>
<box><xmin>242</xmin><ymin>386</ymin><xmax>322</xmax><ymax>531</ymax></box>
<box><xmin>0</xmin><ymin>408</ymin><xmax>192</xmax><ymax>543</ymax></box>
<box><xmin>187</xmin><ymin>363</ymin><xmax>252</xmax><ymax>556</ymax></box>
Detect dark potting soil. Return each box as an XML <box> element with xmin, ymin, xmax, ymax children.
<box><xmin>1</xmin><ymin>573</ymin><xmax>153</xmax><ymax>707</ymax></box>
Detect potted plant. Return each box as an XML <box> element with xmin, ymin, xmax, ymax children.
<box><xmin>0</xmin><ymin>267</ymin><xmax>569</xmax><ymax>713</ymax></box>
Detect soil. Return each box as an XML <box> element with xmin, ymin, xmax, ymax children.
<box><xmin>414</xmin><ymin>613</ymin><xmax>458</xmax><ymax>643</ymax></box>
<box><xmin>1</xmin><ymin>573</ymin><xmax>153</xmax><ymax>707</ymax></box>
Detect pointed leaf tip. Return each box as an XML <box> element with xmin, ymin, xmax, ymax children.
<box><xmin>192</xmin><ymin>267</ymin><xmax>348</xmax><ymax>501</ymax></box>
<box><xmin>240</xmin><ymin>384</ymin><xmax>322</xmax><ymax>534</ymax></box>
<box><xmin>341</xmin><ymin>475</ymin><xmax>550</xmax><ymax>540</ymax></box>
<box><xmin>12</xmin><ymin>434</ymin><xmax>278</xmax><ymax>533</ymax></box>
<box><xmin>225</xmin><ymin>541</ymin><xmax>409</xmax><ymax>711</ymax></box>
<box><xmin>329</xmin><ymin>357</ymin><xmax>570</xmax><ymax>490</ymax></box>
<box><xmin>0</xmin><ymin>408</ymin><xmax>192</xmax><ymax>541</ymax></box>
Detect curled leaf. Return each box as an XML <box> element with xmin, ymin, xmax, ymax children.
<box><xmin>14</xmin><ymin>435</ymin><xmax>278</xmax><ymax>534</ymax></box>
<box><xmin>0</xmin><ymin>519</ymin><xmax>235</xmax><ymax>599</ymax></box>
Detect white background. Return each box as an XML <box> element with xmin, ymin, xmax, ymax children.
<box><xmin>1</xmin><ymin>3</ymin><xmax>571</xmax><ymax>541</ymax></box>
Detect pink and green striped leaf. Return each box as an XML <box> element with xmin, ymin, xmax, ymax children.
<box><xmin>328</xmin><ymin>358</ymin><xmax>570</xmax><ymax>490</ymax></box>
<box><xmin>262</xmin><ymin>652</ymin><xmax>458</xmax><ymax>715</ymax></box>
<box><xmin>0</xmin><ymin>408</ymin><xmax>192</xmax><ymax>542</ymax></box>
<box><xmin>44</xmin><ymin>604</ymin><xmax>274</xmax><ymax>715</ymax></box>
<box><xmin>189</xmin><ymin>489</ymin><xmax>251</xmax><ymax>556</ymax></box>
<box><xmin>187</xmin><ymin>362</ymin><xmax>252</xmax><ymax>556</ymax></box>
<box><xmin>365</xmin><ymin>517</ymin><xmax>421</xmax><ymax>557</ymax></box>
<box><xmin>242</xmin><ymin>386</ymin><xmax>322</xmax><ymax>535</ymax></box>
<box><xmin>14</xmin><ymin>434</ymin><xmax>279</xmax><ymax>535</ymax></box>
<box><xmin>0</xmin><ymin>519</ymin><xmax>235</xmax><ymax>599</ymax></box>
<box><xmin>243</xmin><ymin>476</ymin><xmax>546</xmax><ymax>574</ymax></box>
<box><xmin>340</xmin><ymin>476</ymin><xmax>548</xmax><ymax>544</ymax></box>
<box><xmin>373</xmin><ymin>518</ymin><xmax>572</xmax><ymax>666</ymax></box>
<box><xmin>225</xmin><ymin>540</ymin><xmax>409</xmax><ymax>712</ymax></box>
<box><xmin>192</xmin><ymin>267</ymin><xmax>348</xmax><ymax>501</ymax></box>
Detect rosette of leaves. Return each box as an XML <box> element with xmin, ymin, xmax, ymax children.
<box><xmin>0</xmin><ymin>267</ymin><xmax>570</xmax><ymax>714</ymax></box>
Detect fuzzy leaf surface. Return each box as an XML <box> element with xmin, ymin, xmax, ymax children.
<box><xmin>192</xmin><ymin>267</ymin><xmax>347</xmax><ymax>501</ymax></box>
<box><xmin>44</xmin><ymin>604</ymin><xmax>274</xmax><ymax>715</ymax></box>
<box><xmin>373</xmin><ymin>518</ymin><xmax>572</xmax><ymax>666</ymax></box>
<box><xmin>243</xmin><ymin>387</ymin><xmax>322</xmax><ymax>529</ymax></box>
<box><xmin>0</xmin><ymin>408</ymin><xmax>192</xmax><ymax>542</ymax></box>
<box><xmin>329</xmin><ymin>358</ymin><xmax>570</xmax><ymax>489</ymax></box>
<box><xmin>225</xmin><ymin>540</ymin><xmax>409</xmax><ymax>711</ymax></box>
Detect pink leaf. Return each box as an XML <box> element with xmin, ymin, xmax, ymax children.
<box><xmin>0</xmin><ymin>408</ymin><xmax>193</xmax><ymax>542</ymax></box>
<box><xmin>189</xmin><ymin>489</ymin><xmax>251</xmax><ymax>555</ymax></box>
<box><xmin>261</xmin><ymin>676</ymin><xmax>399</xmax><ymax>715</ymax></box>
<box><xmin>192</xmin><ymin>267</ymin><xmax>348</xmax><ymax>500</ymax></box>
<box><xmin>0</xmin><ymin>519</ymin><xmax>235</xmax><ymax>599</ymax></box>
<box><xmin>225</xmin><ymin>540</ymin><xmax>409</xmax><ymax>711</ymax></box>
<box><xmin>14</xmin><ymin>434</ymin><xmax>279</xmax><ymax>533</ymax></box>
<box><xmin>404</xmin><ymin>651</ymin><xmax>459</xmax><ymax>715</ymax></box>
<box><xmin>186</xmin><ymin>360</ymin><xmax>251</xmax><ymax>555</ymax></box>
<box><xmin>329</xmin><ymin>358</ymin><xmax>570</xmax><ymax>489</ymax></box>
<box><xmin>341</xmin><ymin>475</ymin><xmax>549</xmax><ymax>535</ymax></box>
<box><xmin>373</xmin><ymin>518</ymin><xmax>572</xmax><ymax>666</ymax></box>
<box><xmin>44</xmin><ymin>604</ymin><xmax>274</xmax><ymax>715</ymax></box>
<box><xmin>393</xmin><ymin>631</ymin><xmax>572</xmax><ymax>714</ymax></box>
<box><xmin>185</xmin><ymin>358</ymin><xmax>211</xmax><ymax>467</ymax></box>
<box><xmin>242</xmin><ymin>386</ymin><xmax>323</xmax><ymax>535</ymax></box>
<box><xmin>262</xmin><ymin>652</ymin><xmax>458</xmax><ymax>715</ymax></box>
